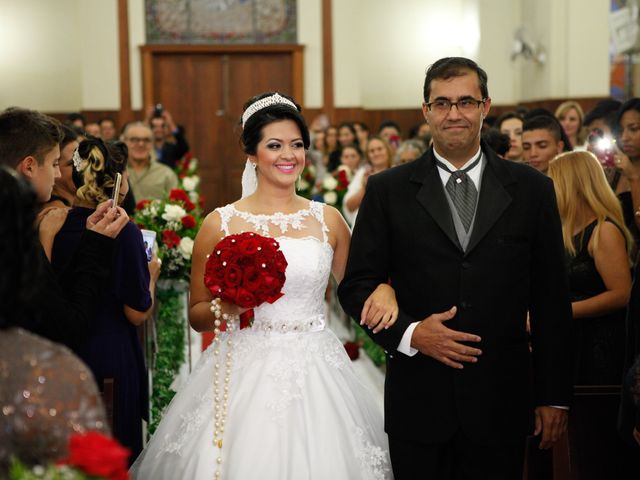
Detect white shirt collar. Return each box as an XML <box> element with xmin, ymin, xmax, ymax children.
<box><xmin>433</xmin><ymin>146</ymin><xmax>484</xmax><ymax>190</ymax></box>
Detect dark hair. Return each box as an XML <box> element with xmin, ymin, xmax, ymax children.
<box><xmin>584</xmin><ymin>99</ymin><xmax>621</xmax><ymax>130</ymax></box>
<box><xmin>337</xmin><ymin>122</ymin><xmax>359</xmax><ymax>147</ymax></box>
<box><xmin>523</xmin><ymin>109</ymin><xmax>572</xmax><ymax>151</ymax></box>
<box><xmin>423</xmin><ymin>57</ymin><xmax>489</xmax><ymax>103</ymax></box>
<box><xmin>60</xmin><ymin>124</ymin><xmax>81</xmax><ymax>150</ymax></box>
<box><xmin>523</xmin><ymin>115</ymin><xmax>564</xmax><ymax>143</ymax></box>
<box><xmin>73</xmin><ymin>137</ymin><xmax>128</xmax><ymax>204</ymax></box>
<box><xmin>495</xmin><ymin>111</ymin><xmax>524</xmax><ymax>130</ymax></box>
<box><xmin>482</xmin><ymin>129</ymin><xmax>511</xmax><ymax>157</ymax></box>
<box><xmin>240</xmin><ymin>92</ymin><xmax>310</xmax><ymax>155</ymax></box>
<box><xmin>340</xmin><ymin>143</ymin><xmax>363</xmax><ymax>158</ymax></box>
<box><xmin>99</xmin><ymin>117</ymin><xmax>116</xmax><ymax>126</ymax></box>
<box><xmin>0</xmin><ymin>108</ymin><xmax>63</xmax><ymax>168</ymax></box>
<box><xmin>378</xmin><ymin>120</ymin><xmax>401</xmax><ymax>135</ymax></box>
<box><xmin>614</xmin><ymin>98</ymin><xmax>640</xmax><ymax>138</ymax></box>
<box><xmin>66</xmin><ymin>112</ymin><xmax>86</xmax><ymax>125</ymax></box>
<box><xmin>353</xmin><ymin>121</ymin><xmax>369</xmax><ymax>132</ymax></box>
<box><xmin>0</xmin><ymin>166</ymin><xmax>42</xmax><ymax>329</ymax></box>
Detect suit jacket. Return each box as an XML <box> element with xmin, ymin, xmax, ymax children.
<box><xmin>338</xmin><ymin>142</ymin><xmax>573</xmax><ymax>445</ymax></box>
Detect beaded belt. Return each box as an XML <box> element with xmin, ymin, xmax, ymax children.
<box><xmin>251</xmin><ymin>314</ymin><xmax>326</xmax><ymax>334</ymax></box>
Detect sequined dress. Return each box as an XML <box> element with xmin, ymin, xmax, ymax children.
<box><xmin>0</xmin><ymin>328</ymin><xmax>108</xmax><ymax>474</ymax></box>
<box><xmin>130</xmin><ymin>201</ymin><xmax>392</xmax><ymax>479</ymax></box>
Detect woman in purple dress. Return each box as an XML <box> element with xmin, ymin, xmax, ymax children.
<box><xmin>51</xmin><ymin>138</ymin><xmax>160</xmax><ymax>460</ymax></box>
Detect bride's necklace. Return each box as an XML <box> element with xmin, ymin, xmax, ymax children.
<box><xmin>210</xmin><ymin>298</ymin><xmax>238</xmax><ymax>479</ymax></box>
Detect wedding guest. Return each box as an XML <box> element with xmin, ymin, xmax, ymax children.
<box><xmin>339</xmin><ymin>143</ymin><xmax>364</xmax><ymax>175</ymax></box>
<box><xmin>343</xmin><ymin>135</ymin><xmax>392</xmax><ymax>227</ymax></box>
<box><xmin>495</xmin><ymin>111</ymin><xmax>524</xmax><ymax>161</ymax></box>
<box><xmin>99</xmin><ymin>117</ymin><xmax>118</xmax><ymax>141</ymax></box>
<box><xmin>556</xmin><ymin>100</ymin><xmax>587</xmax><ymax>149</ymax></box>
<box><xmin>124</xmin><ymin>122</ymin><xmax>178</xmax><ymax>201</ymax></box>
<box><xmin>0</xmin><ymin>167</ymin><xmax>110</xmax><ymax>475</ymax></box>
<box><xmin>522</xmin><ymin>115</ymin><xmax>566</xmax><ymax>174</ymax></box>
<box><xmin>482</xmin><ymin>128</ymin><xmax>511</xmax><ymax>158</ymax></box>
<box><xmin>146</xmin><ymin>106</ymin><xmax>190</xmax><ymax>168</ymax></box>
<box><xmin>329</xmin><ymin>122</ymin><xmax>360</xmax><ymax>172</ymax></box>
<box><xmin>393</xmin><ymin>139</ymin><xmax>426</xmax><ymax>166</ymax></box>
<box><xmin>354</xmin><ymin>121</ymin><xmax>370</xmax><ymax>150</ymax></box>
<box><xmin>0</xmin><ymin>107</ymin><xmax>129</xmax><ymax>350</ymax></box>
<box><xmin>43</xmin><ymin>124</ymin><xmax>81</xmax><ymax>209</ymax></box>
<box><xmin>51</xmin><ymin>137</ymin><xmax>161</xmax><ymax>460</ymax></box>
<box><xmin>66</xmin><ymin>112</ymin><xmax>85</xmax><ymax>130</ymax></box>
<box><xmin>84</xmin><ymin>122</ymin><xmax>101</xmax><ymax>138</ymax></box>
<box><xmin>548</xmin><ymin>150</ymin><xmax>635</xmax><ymax>478</ymax></box>
<box><xmin>584</xmin><ymin>99</ymin><xmax>621</xmax><ymax>138</ymax></box>
<box><xmin>613</xmin><ymin>98</ymin><xmax>640</xmax><ymax>246</ymax></box>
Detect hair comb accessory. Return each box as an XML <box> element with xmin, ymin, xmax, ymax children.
<box><xmin>72</xmin><ymin>149</ymin><xmax>84</xmax><ymax>172</ymax></box>
<box><xmin>241</xmin><ymin>93</ymin><xmax>297</xmax><ymax>128</ymax></box>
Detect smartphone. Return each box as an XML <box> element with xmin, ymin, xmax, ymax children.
<box><xmin>141</xmin><ymin>229</ymin><xmax>156</xmax><ymax>262</ymax></box>
<box><xmin>587</xmin><ymin>129</ymin><xmax>615</xmax><ymax>168</ymax></box>
<box><xmin>153</xmin><ymin>103</ymin><xmax>164</xmax><ymax>118</ymax></box>
<box><xmin>112</xmin><ymin>172</ymin><xmax>122</xmax><ymax>206</ymax></box>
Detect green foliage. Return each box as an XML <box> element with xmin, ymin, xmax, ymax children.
<box><xmin>149</xmin><ymin>286</ymin><xmax>186</xmax><ymax>434</ymax></box>
<box><xmin>352</xmin><ymin>321</ymin><xmax>387</xmax><ymax>367</ymax></box>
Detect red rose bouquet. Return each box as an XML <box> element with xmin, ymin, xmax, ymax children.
<box><xmin>9</xmin><ymin>431</ymin><xmax>130</xmax><ymax>480</ymax></box>
<box><xmin>204</xmin><ymin>232</ymin><xmax>287</xmax><ymax>328</ymax></box>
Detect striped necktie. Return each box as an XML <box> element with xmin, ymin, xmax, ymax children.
<box><xmin>436</xmin><ymin>153</ymin><xmax>481</xmax><ymax>232</ymax></box>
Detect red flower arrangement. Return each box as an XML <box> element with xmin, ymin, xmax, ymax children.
<box><xmin>204</xmin><ymin>232</ymin><xmax>287</xmax><ymax>328</ymax></box>
<box><xmin>169</xmin><ymin>188</ymin><xmax>196</xmax><ymax>211</ymax></box>
<box><xmin>57</xmin><ymin>432</ymin><xmax>130</xmax><ymax>480</ymax></box>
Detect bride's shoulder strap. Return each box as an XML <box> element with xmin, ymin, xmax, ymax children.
<box><xmin>215</xmin><ymin>204</ymin><xmax>234</xmax><ymax>236</ymax></box>
<box><xmin>309</xmin><ymin>201</ymin><xmax>330</xmax><ymax>242</ymax></box>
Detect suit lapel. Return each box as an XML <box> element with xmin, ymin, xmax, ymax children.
<box><xmin>411</xmin><ymin>152</ymin><xmax>462</xmax><ymax>251</ymax></box>
<box><xmin>465</xmin><ymin>147</ymin><xmax>515</xmax><ymax>255</ymax></box>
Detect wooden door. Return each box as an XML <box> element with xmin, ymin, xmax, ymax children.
<box><xmin>141</xmin><ymin>45</ymin><xmax>304</xmax><ymax>212</ymax></box>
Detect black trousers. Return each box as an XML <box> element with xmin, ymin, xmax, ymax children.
<box><xmin>389</xmin><ymin>429</ymin><xmax>526</xmax><ymax>480</ymax></box>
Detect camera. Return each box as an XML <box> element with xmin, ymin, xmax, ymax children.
<box><xmin>153</xmin><ymin>103</ymin><xmax>164</xmax><ymax>118</ymax></box>
<box><xmin>587</xmin><ymin>128</ymin><xmax>615</xmax><ymax>168</ymax></box>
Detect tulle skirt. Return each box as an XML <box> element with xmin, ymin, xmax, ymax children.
<box><xmin>130</xmin><ymin>328</ymin><xmax>392</xmax><ymax>479</ymax></box>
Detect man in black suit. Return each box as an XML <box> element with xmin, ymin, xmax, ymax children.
<box><xmin>338</xmin><ymin>57</ymin><xmax>572</xmax><ymax>479</ymax></box>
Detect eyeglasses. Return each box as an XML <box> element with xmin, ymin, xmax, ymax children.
<box><xmin>426</xmin><ymin>97</ymin><xmax>486</xmax><ymax>114</ymax></box>
<box><xmin>126</xmin><ymin>137</ymin><xmax>152</xmax><ymax>144</ymax></box>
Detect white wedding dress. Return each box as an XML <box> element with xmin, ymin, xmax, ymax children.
<box><xmin>131</xmin><ymin>201</ymin><xmax>392</xmax><ymax>479</ymax></box>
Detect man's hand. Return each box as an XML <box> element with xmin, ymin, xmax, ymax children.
<box><xmin>534</xmin><ymin>406</ymin><xmax>568</xmax><ymax>449</ymax></box>
<box><xmin>410</xmin><ymin>306</ymin><xmax>482</xmax><ymax>368</ymax></box>
<box><xmin>86</xmin><ymin>200</ymin><xmax>129</xmax><ymax>238</ymax></box>
<box><xmin>361</xmin><ymin>283</ymin><xmax>399</xmax><ymax>333</ymax></box>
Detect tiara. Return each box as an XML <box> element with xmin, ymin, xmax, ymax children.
<box><xmin>72</xmin><ymin>149</ymin><xmax>84</xmax><ymax>172</ymax></box>
<box><xmin>241</xmin><ymin>93</ymin><xmax>297</xmax><ymax>127</ymax></box>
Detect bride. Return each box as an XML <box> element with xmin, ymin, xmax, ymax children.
<box><xmin>130</xmin><ymin>92</ymin><xmax>396</xmax><ymax>479</ymax></box>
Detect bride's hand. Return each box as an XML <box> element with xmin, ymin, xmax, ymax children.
<box><xmin>221</xmin><ymin>301</ymin><xmax>251</xmax><ymax>316</ymax></box>
<box><xmin>361</xmin><ymin>283</ymin><xmax>399</xmax><ymax>333</ymax></box>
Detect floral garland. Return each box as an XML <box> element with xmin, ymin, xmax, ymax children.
<box><xmin>132</xmin><ymin>156</ymin><xmax>204</xmax><ymax>280</ymax></box>
<box><xmin>314</xmin><ymin>165</ymin><xmax>352</xmax><ymax>216</ymax></box>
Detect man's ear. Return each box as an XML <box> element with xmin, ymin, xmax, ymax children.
<box><xmin>18</xmin><ymin>156</ymin><xmax>37</xmax><ymax>178</ymax></box>
<box><xmin>557</xmin><ymin>140</ymin><xmax>565</xmax><ymax>153</ymax></box>
<box><xmin>421</xmin><ymin>102</ymin><xmax>430</xmax><ymax>123</ymax></box>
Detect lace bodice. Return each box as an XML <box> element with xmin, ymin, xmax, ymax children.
<box><xmin>216</xmin><ymin>201</ymin><xmax>333</xmax><ymax>333</ymax></box>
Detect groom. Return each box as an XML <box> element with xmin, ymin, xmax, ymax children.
<box><xmin>338</xmin><ymin>57</ymin><xmax>572</xmax><ymax>479</ymax></box>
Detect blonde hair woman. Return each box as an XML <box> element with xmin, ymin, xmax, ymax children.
<box><xmin>548</xmin><ymin>150</ymin><xmax>633</xmax><ymax>384</ymax></box>
<box><xmin>555</xmin><ymin>100</ymin><xmax>586</xmax><ymax>149</ymax></box>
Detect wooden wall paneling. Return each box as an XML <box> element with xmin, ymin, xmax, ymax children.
<box><xmin>140</xmin><ymin>45</ymin><xmax>304</xmax><ymax>212</ymax></box>
<box><xmin>117</xmin><ymin>0</ymin><xmax>133</xmax><ymax>126</ymax></box>
<box><xmin>321</xmin><ymin>0</ymin><xmax>334</xmax><ymax>121</ymax></box>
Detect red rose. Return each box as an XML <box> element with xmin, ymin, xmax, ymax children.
<box><xmin>184</xmin><ymin>198</ymin><xmax>196</xmax><ymax>211</ymax></box>
<box><xmin>162</xmin><ymin>230</ymin><xmax>181</xmax><ymax>249</ymax></box>
<box><xmin>235</xmin><ymin>287</ymin><xmax>256</xmax><ymax>308</ymax></box>
<box><xmin>181</xmin><ymin>215</ymin><xmax>196</xmax><ymax>229</ymax></box>
<box><xmin>169</xmin><ymin>188</ymin><xmax>189</xmax><ymax>203</ymax></box>
<box><xmin>238</xmin><ymin>236</ymin><xmax>261</xmax><ymax>256</ymax></box>
<box><xmin>223</xmin><ymin>264</ymin><xmax>243</xmax><ymax>287</ymax></box>
<box><xmin>343</xmin><ymin>341</ymin><xmax>360</xmax><ymax>361</ymax></box>
<box><xmin>135</xmin><ymin>199</ymin><xmax>151</xmax><ymax>210</ymax></box>
<box><xmin>58</xmin><ymin>432</ymin><xmax>130</xmax><ymax>480</ymax></box>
